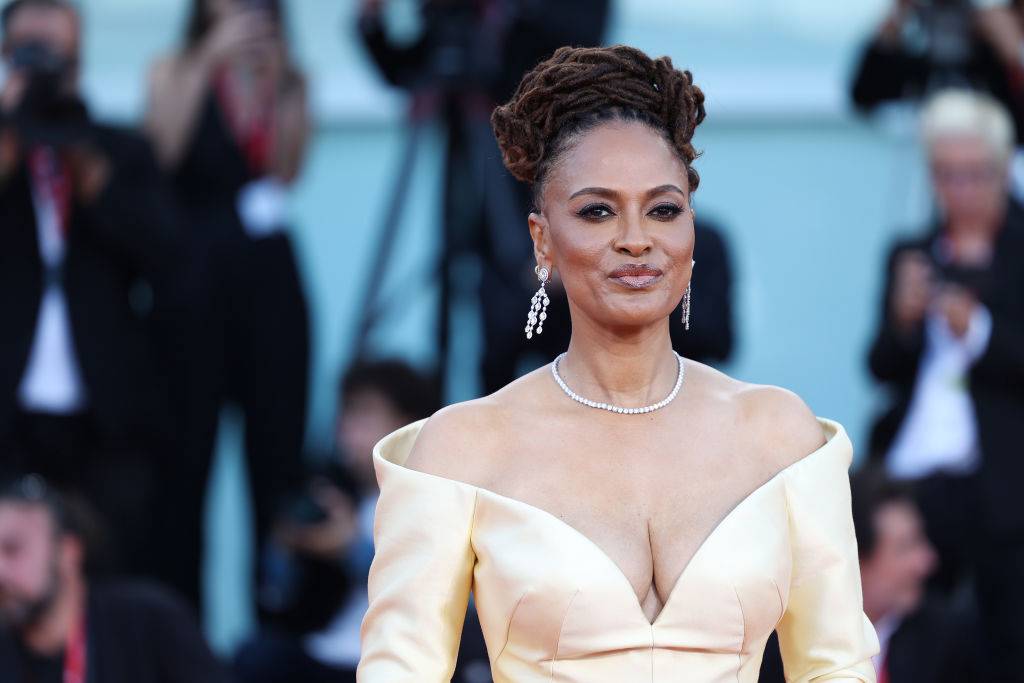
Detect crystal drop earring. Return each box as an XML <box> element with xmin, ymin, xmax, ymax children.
<box><xmin>525</xmin><ymin>265</ymin><xmax>550</xmax><ymax>340</ymax></box>
<box><xmin>681</xmin><ymin>259</ymin><xmax>694</xmax><ymax>330</ymax></box>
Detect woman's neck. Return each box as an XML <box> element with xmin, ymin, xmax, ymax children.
<box><xmin>561</xmin><ymin>317</ymin><xmax>678</xmax><ymax>407</ymax></box>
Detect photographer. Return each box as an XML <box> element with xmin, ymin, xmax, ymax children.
<box><xmin>851</xmin><ymin>0</ymin><xmax>1024</xmax><ymax>141</ymax></box>
<box><xmin>232</xmin><ymin>359</ymin><xmax>497</xmax><ymax>683</ymax></box>
<box><xmin>356</xmin><ymin>0</ymin><xmax>609</xmax><ymax>395</ymax></box>
<box><xmin>0</xmin><ymin>0</ymin><xmax>178</xmax><ymax>582</ymax></box>
<box><xmin>0</xmin><ymin>475</ymin><xmax>229</xmax><ymax>683</ymax></box>
<box><xmin>144</xmin><ymin>0</ymin><xmax>311</xmax><ymax>606</ymax></box>
<box><xmin>867</xmin><ymin>90</ymin><xmax>1024</xmax><ymax>679</ymax></box>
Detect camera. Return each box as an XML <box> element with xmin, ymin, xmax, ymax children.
<box><xmin>4</xmin><ymin>40</ymin><xmax>90</xmax><ymax>146</ymax></box>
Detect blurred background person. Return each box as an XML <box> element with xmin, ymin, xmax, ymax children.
<box><xmin>760</xmin><ymin>467</ymin><xmax>978</xmax><ymax>683</ymax></box>
<box><xmin>850</xmin><ymin>0</ymin><xmax>1024</xmax><ymax>198</ymax></box>
<box><xmin>851</xmin><ymin>0</ymin><xmax>1024</xmax><ymax>132</ymax></box>
<box><xmin>143</xmin><ymin>0</ymin><xmax>311</xmax><ymax>607</ymax></box>
<box><xmin>355</xmin><ymin>0</ymin><xmax>611</xmax><ymax>396</ymax></box>
<box><xmin>866</xmin><ymin>88</ymin><xmax>1024</xmax><ymax>680</ymax></box>
<box><xmin>235</xmin><ymin>358</ymin><xmax>490</xmax><ymax>682</ymax></box>
<box><xmin>852</xmin><ymin>470</ymin><xmax>978</xmax><ymax>683</ymax></box>
<box><xmin>0</xmin><ymin>475</ymin><xmax>229</xmax><ymax>683</ymax></box>
<box><xmin>0</xmin><ymin>0</ymin><xmax>178</xmax><ymax>583</ymax></box>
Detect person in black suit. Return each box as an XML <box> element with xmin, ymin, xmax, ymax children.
<box><xmin>144</xmin><ymin>0</ymin><xmax>311</xmax><ymax>606</ymax></box>
<box><xmin>0</xmin><ymin>0</ymin><xmax>178</xmax><ymax>580</ymax></box>
<box><xmin>866</xmin><ymin>89</ymin><xmax>1024</xmax><ymax>681</ymax></box>
<box><xmin>850</xmin><ymin>0</ymin><xmax>1024</xmax><ymax>145</ymax></box>
<box><xmin>0</xmin><ymin>475</ymin><xmax>229</xmax><ymax>683</ymax></box>
<box><xmin>759</xmin><ymin>469</ymin><xmax>979</xmax><ymax>683</ymax></box>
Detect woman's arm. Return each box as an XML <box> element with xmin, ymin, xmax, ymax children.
<box><xmin>143</xmin><ymin>52</ymin><xmax>216</xmax><ymax>171</ymax></box>
<box><xmin>144</xmin><ymin>12</ymin><xmax>271</xmax><ymax>170</ymax></box>
<box><xmin>272</xmin><ymin>71</ymin><xmax>310</xmax><ymax>184</ymax></box>
<box><xmin>358</xmin><ymin>415</ymin><xmax>479</xmax><ymax>681</ymax></box>
<box><xmin>775</xmin><ymin>425</ymin><xmax>878</xmax><ymax>682</ymax></box>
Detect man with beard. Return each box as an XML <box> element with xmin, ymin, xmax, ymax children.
<box><xmin>0</xmin><ymin>475</ymin><xmax>228</xmax><ymax>683</ymax></box>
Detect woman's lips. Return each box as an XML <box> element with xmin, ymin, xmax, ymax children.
<box><xmin>608</xmin><ymin>264</ymin><xmax>664</xmax><ymax>289</ymax></box>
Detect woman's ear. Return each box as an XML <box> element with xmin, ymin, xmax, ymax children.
<box><xmin>528</xmin><ymin>211</ymin><xmax>552</xmax><ymax>270</ymax></box>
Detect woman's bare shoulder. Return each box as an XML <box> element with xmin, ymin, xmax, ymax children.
<box><xmin>685</xmin><ymin>359</ymin><xmax>826</xmax><ymax>472</ymax></box>
<box><xmin>404</xmin><ymin>366</ymin><xmax>551</xmax><ymax>485</ymax></box>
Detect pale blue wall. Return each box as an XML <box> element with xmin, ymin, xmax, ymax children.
<box><xmin>59</xmin><ymin>0</ymin><xmax>936</xmax><ymax>652</ymax></box>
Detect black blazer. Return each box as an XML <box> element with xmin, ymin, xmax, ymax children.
<box><xmin>0</xmin><ymin>125</ymin><xmax>179</xmax><ymax>443</ymax></box>
<box><xmin>850</xmin><ymin>33</ymin><xmax>1024</xmax><ymax>145</ymax></box>
<box><xmin>866</xmin><ymin>207</ymin><xmax>1024</xmax><ymax>535</ymax></box>
<box><xmin>0</xmin><ymin>581</ymin><xmax>229</xmax><ymax>683</ymax></box>
<box><xmin>759</xmin><ymin>599</ymin><xmax>978</xmax><ymax>683</ymax></box>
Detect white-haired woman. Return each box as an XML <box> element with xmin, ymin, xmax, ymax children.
<box><xmin>867</xmin><ymin>88</ymin><xmax>1024</xmax><ymax>680</ymax></box>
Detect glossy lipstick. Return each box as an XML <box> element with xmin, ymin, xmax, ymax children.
<box><xmin>609</xmin><ymin>263</ymin><xmax>663</xmax><ymax>289</ymax></box>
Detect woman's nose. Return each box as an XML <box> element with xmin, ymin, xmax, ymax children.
<box><xmin>614</xmin><ymin>214</ymin><xmax>653</xmax><ymax>257</ymax></box>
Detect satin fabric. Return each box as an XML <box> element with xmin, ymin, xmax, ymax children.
<box><xmin>359</xmin><ymin>417</ymin><xmax>879</xmax><ymax>682</ymax></box>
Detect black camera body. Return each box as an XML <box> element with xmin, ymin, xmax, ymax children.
<box><xmin>4</xmin><ymin>40</ymin><xmax>91</xmax><ymax>146</ymax></box>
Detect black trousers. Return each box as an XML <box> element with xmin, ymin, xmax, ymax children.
<box><xmin>159</xmin><ymin>232</ymin><xmax>309</xmax><ymax>608</ymax></box>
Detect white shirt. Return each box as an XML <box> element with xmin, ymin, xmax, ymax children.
<box><xmin>872</xmin><ymin>613</ymin><xmax>901</xmax><ymax>674</ymax></box>
<box><xmin>886</xmin><ymin>304</ymin><xmax>992</xmax><ymax>480</ymax></box>
<box><xmin>16</xmin><ymin>151</ymin><xmax>88</xmax><ymax>413</ymax></box>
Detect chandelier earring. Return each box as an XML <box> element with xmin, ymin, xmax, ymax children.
<box><xmin>525</xmin><ymin>265</ymin><xmax>550</xmax><ymax>340</ymax></box>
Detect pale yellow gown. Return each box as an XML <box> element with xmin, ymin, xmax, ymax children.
<box><xmin>358</xmin><ymin>417</ymin><xmax>879</xmax><ymax>682</ymax></box>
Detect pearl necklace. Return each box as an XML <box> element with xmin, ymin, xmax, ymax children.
<box><xmin>550</xmin><ymin>352</ymin><xmax>685</xmax><ymax>414</ymax></box>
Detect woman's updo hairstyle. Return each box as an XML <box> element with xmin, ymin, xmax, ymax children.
<box><xmin>491</xmin><ymin>45</ymin><xmax>706</xmax><ymax>206</ymax></box>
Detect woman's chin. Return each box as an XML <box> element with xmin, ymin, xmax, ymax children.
<box><xmin>600</xmin><ymin>306</ymin><xmax>676</xmax><ymax>331</ymax></box>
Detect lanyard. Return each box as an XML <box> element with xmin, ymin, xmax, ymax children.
<box><xmin>63</xmin><ymin>611</ymin><xmax>87</xmax><ymax>683</ymax></box>
<box><xmin>28</xmin><ymin>147</ymin><xmax>72</xmax><ymax>241</ymax></box>
<box><xmin>214</xmin><ymin>67</ymin><xmax>277</xmax><ymax>176</ymax></box>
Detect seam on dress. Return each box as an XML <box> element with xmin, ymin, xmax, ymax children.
<box><xmin>550</xmin><ymin>589</ymin><xmax>580</xmax><ymax>680</ymax></box>
<box><xmin>650</xmin><ymin>623</ymin><xmax>655</xmax><ymax>683</ymax></box>
<box><xmin>771</xmin><ymin>577</ymin><xmax>786</xmax><ymax>630</ymax></box>
<box><xmin>733</xmin><ymin>585</ymin><xmax>745</xmax><ymax>683</ymax></box>
<box><xmin>495</xmin><ymin>590</ymin><xmax>528</xmax><ymax>664</ymax></box>
<box><xmin>469</xmin><ymin>488</ymin><xmax>480</xmax><ymax>544</ymax></box>
<box><xmin>445</xmin><ymin>488</ymin><xmax>479</xmax><ymax>678</ymax></box>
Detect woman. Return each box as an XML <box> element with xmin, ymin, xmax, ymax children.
<box><xmin>359</xmin><ymin>46</ymin><xmax>879</xmax><ymax>682</ymax></box>
<box><xmin>142</xmin><ymin>0</ymin><xmax>310</xmax><ymax>605</ymax></box>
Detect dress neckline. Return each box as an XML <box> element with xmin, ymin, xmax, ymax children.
<box><xmin>374</xmin><ymin>417</ymin><xmax>848</xmax><ymax>628</ymax></box>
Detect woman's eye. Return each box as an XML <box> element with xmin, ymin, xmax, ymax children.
<box><xmin>576</xmin><ymin>204</ymin><xmax>614</xmax><ymax>220</ymax></box>
<box><xmin>649</xmin><ymin>204</ymin><xmax>683</xmax><ymax>220</ymax></box>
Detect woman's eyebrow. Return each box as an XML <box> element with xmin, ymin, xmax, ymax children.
<box><xmin>567</xmin><ymin>184</ymin><xmax>686</xmax><ymax>200</ymax></box>
<box><xmin>647</xmin><ymin>184</ymin><xmax>686</xmax><ymax>198</ymax></box>
<box><xmin>568</xmin><ymin>186</ymin><xmax>617</xmax><ymax>200</ymax></box>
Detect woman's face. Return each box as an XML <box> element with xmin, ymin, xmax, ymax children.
<box><xmin>530</xmin><ymin>121</ymin><xmax>695</xmax><ymax>334</ymax></box>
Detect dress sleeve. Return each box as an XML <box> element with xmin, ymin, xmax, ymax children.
<box><xmin>357</xmin><ymin>433</ymin><xmax>478</xmax><ymax>682</ymax></box>
<box><xmin>775</xmin><ymin>424</ymin><xmax>879</xmax><ymax>683</ymax></box>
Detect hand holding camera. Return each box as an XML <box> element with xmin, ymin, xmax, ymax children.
<box><xmin>200</xmin><ymin>3</ymin><xmax>279</xmax><ymax>70</ymax></box>
<box><xmin>935</xmin><ymin>283</ymin><xmax>978</xmax><ymax>338</ymax></box>
<box><xmin>891</xmin><ymin>250</ymin><xmax>934</xmax><ymax>333</ymax></box>
<box><xmin>274</xmin><ymin>480</ymin><xmax>359</xmax><ymax>561</ymax></box>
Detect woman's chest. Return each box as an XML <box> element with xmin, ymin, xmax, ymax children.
<box><xmin>468</xmin><ymin>478</ymin><xmax>793</xmax><ymax>662</ymax></box>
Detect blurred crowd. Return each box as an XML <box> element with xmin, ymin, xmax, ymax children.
<box><xmin>0</xmin><ymin>0</ymin><xmax>1021</xmax><ymax>682</ymax></box>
